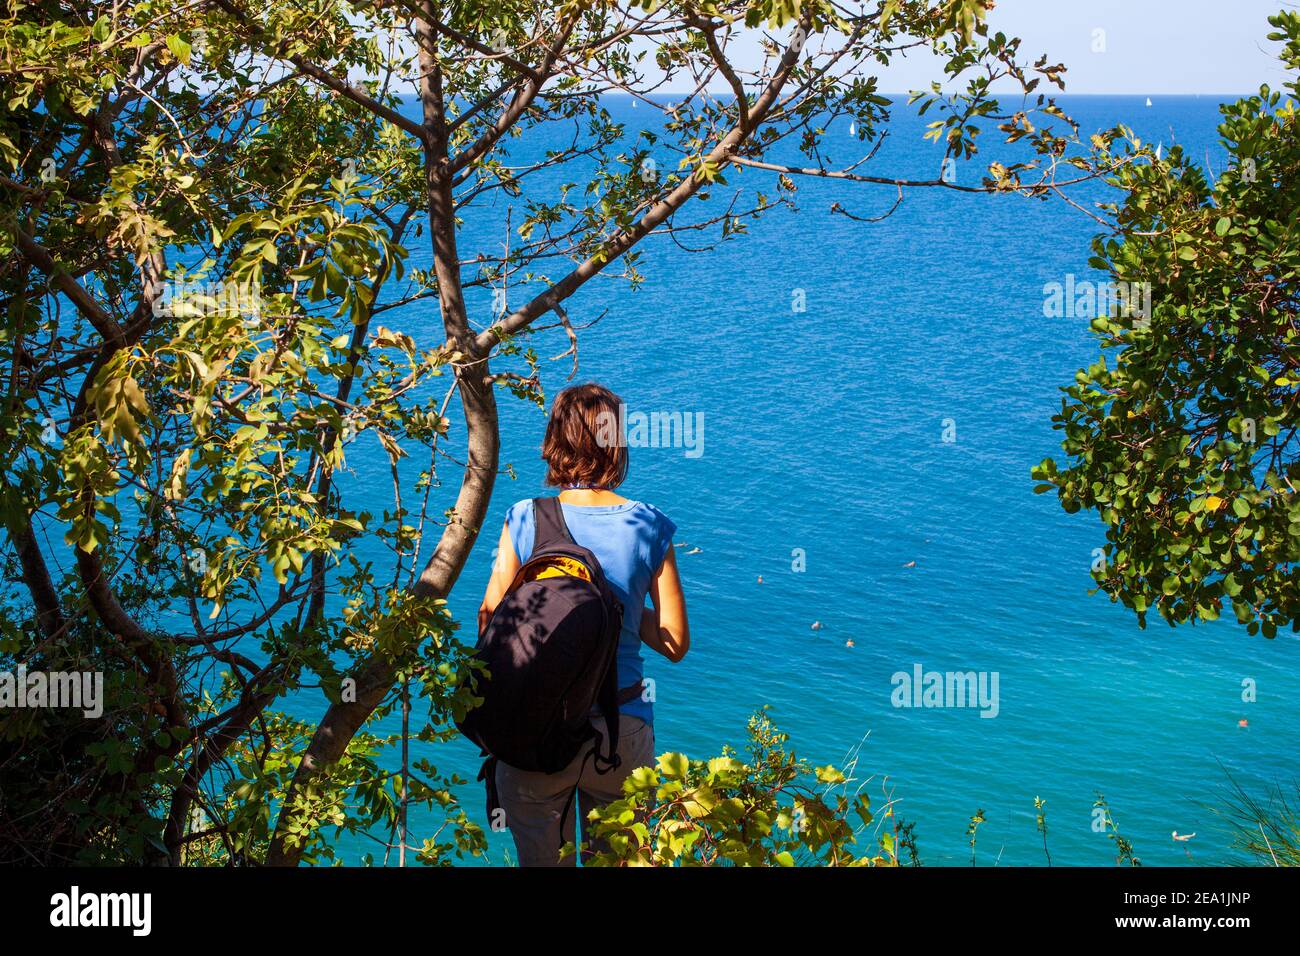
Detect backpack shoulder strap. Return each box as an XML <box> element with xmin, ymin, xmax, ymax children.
<box><xmin>532</xmin><ymin>496</ymin><xmax>573</xmax><ymax>551</ymax></box>
<box><xmin>592</xmin><ymin>658</ymin><xmax>621</xmax><ymax>773</ymax></box>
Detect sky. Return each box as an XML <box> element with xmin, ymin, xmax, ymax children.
<box><xmin>342</xmin><ymin>3</ymin><xmax>1292</xmax><ymax>97</ymax></box>
<box><xmin>858</xmin><ymin>0</ymin><xmax>1290</xmax><ymax>95</ymax></box>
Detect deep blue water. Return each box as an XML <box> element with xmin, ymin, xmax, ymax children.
<box><xmin>308</xmin><ymin>93</ymin><xmax>1295</xmax><ymax>866</ymax></box>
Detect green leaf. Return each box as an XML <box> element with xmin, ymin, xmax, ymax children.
<box><xmin>656</xmin><ymin>752</ymin><xmax>689</xmax><ymax>780</ymax></box>
<box><xmin>166</xmin><ymin>34</ymin><xmax>192</xmax><ymax>65</ymax></box>
<box><xmin>815</xmin><ymin>765</ymin><xmax>846</xmax><ymax>784</ymax></box>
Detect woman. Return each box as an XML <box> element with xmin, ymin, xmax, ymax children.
<box><xmin>478</xmin><ymin>383</ymin><xmax>690</xmax><ymax>866</ymax></box>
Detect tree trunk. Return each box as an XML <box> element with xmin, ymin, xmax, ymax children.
<box><xmin>266</xmin><ymin>8</ymin><xmax>499</xmax><ymax>865</ymax></box>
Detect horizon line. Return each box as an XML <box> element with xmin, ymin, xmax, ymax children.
<box><xmin>389</xmin><ymin>90</ymin><xmax>1265</xmax><ymax>100</ymax></box>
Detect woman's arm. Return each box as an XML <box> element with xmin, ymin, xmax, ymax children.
<box><xmin>478</xmin><ymin>522</ymin><xmax>520</xmax><ymax>636</ymax></box>
<box><xmin>640</xmin><ymin>544</ymin><xmax>689</xmax><ymax>662</ymax></box>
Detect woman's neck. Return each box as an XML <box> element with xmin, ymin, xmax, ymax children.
<box><xmin>557</xmin><ymin>487</ymin><xmax>629</xmax><ymax>506</ymax></box>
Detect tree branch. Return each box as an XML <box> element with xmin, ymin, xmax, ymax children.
<box><xmin>211</xmin><ymin>0</ymin><xmax>431</xmax><ymax>145</ymax></box>
<box><xmin>473</xmin><ymin>14</ymin><xmax>813</xmax><ymax>353</ymax></box>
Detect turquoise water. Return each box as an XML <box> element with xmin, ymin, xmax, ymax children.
<box><xmin>322</xmin><ymin>94</ymin><xmax>1294</xmax><ymax>866</ymax></box>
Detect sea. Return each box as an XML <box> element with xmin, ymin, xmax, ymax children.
<box><xmin>289</xmin><ymin>92</ymin><xmax>1293</xmax><ymax>866</ymax></box>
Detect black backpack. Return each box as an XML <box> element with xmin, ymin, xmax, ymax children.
<box><xmin>457</xmin><ymin>496</ymin><xmax>626</xmax><ymax>818</ymax></box>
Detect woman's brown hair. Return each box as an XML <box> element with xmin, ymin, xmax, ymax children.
<box><xmin>541</xmin><ymin>383</ymin><xmax>628</xmax><ymax>489</ymax></box>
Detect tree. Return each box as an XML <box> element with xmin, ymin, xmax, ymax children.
<box><xmin>1</xmin><ymin>0</ymin><xmax>1088</xmax><ymax>864</ymax></box>
<box><xmin>1033</xmin><ymin>11</ymin><xmax>1300</xmax><ymax>638</ymax></box>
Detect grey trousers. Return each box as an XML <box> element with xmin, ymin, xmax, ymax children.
<box><xmin>495</xmin><ymin>716</ymin><xmax>655</xmax><ymax>867</ymax></box>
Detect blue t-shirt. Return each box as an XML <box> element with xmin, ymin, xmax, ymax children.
<box><xmin>504</xmin><ymin>498</ymin><xmax>676</xmax><ymax>726</ymax></box>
